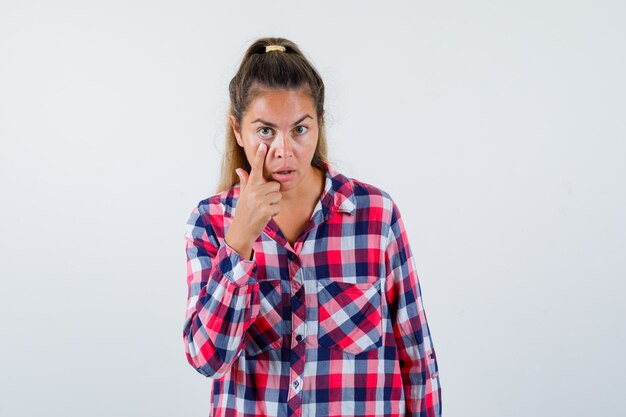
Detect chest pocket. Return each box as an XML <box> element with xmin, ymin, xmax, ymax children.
<box><xmin>244</xmin><ymin>279</ymin><xmax>283</xmax><ymax>356</ymax></box>
<box><xmin>317</xmin><ymin>279</ymin><xmax>383</xmax><ymax>355</ymax></box>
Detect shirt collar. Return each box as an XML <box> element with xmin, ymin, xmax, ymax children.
<box><xmin>221</xmin><ymin>161</ymin><xmax>356</xmax><ymax>218</ymax></box>
<box><xmin>319</xmin><ymin>161</ymin><xmax>357</xmax><ymax>216</ymax></box>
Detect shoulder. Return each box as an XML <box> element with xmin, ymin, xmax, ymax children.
<box><xmin>350</xmin><ymin>177</ymin><xmax>391</xmax><ymax>200</ymax></box>
<box><xmin>345</xmin><ymin>175</ymin><xmax>397</xmax><ymax>223</ymax></box>
<box><xmin>187</xmin><ymin>185</ymin><xmax>241</xmax><ymax>228</ymax></box>
<box><xmin>203</xmin><ymin>184</ymin><xmax>242</xmax><ymax>214</ymax></box>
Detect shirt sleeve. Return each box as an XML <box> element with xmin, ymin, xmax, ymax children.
<box><xmin>385</xmin><ymin>198</ymin><xmax>442</xmax><ymax>417</ymax></box>
<box><xmin>182</xmin><ymin>202</ymin><xmax>261</xmax><ymax>379</ymax></box>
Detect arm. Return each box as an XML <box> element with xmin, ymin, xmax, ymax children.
<box><xmin>182</xmin><ymin>202</ymin><xmax>260</xmax><ymax>379</ymax></box>
<box><xmin>385</xmin><ymin>199</ymin><xmax>442</xmax><ymax>417</ymax></box>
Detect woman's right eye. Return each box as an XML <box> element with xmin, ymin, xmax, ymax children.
<box><xmin>257</xmin><ymin>127</ymin><xmax>274</xmax><ymax>139</ymax></box>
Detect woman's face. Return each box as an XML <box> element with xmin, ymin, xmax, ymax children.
<box><xmin>230</xmin><ymin>87</ymin><xmax>320</xmax><ymax>193</ymax></box>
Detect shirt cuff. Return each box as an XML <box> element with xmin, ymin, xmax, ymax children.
<box><xmin>219</xmin><ymin>240</ymin><xmax>258</xmax><ymax>287</ymax></box>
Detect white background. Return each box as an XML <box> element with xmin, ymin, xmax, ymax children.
<box><xmin>1</xmin><ymin>1</ymin><xmax>624</xmax><ymax>416</ymax></box>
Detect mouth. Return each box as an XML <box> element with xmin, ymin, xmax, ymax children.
<box><xmin>272</xmin><ymin>170</ymin><xmax>296</xmax><ymax>181</ymax></box>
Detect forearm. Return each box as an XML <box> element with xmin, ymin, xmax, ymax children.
<box><xmin>183</xmin><ymin>238</ymin><xmax>260</xmax><ymax>378</ymax></box>
<box><xmin>224</xmin><ymin>220</ymin><xmax>256</xmax><ymax>261</ymax></box>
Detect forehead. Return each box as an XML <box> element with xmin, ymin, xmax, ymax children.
<box><xmin>244</xmin><ymin>88</ymin><xmax>315</xmax><ymax>123</ymax></box>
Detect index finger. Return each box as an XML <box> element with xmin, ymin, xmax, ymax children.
<box><xmin>248</xmin><ymin>143</ymin><xmax>268</xmax><ymax>185</ymax></box>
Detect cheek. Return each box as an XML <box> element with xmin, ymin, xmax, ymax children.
<box><xmin>241</xmin><ymin>132</ymin><xmax>263</xmax><ymax>155</ymax></box>
<box><xmin>305</xmin><ymin>134</ymin><xmax>319</xmax><ymax>152</ymax></box>
<box><xmin>242</xmin><ymin>143</ymin><xmax>258</xmax><ymax>165</ymax></box>
<box><xmin>243</xmin><ymin>131</ymin><xmax>260</xmax><ymax>145</ymax></box>
<box><xmin>287</xmin><ymin>141</ymin><xmax>316</xmax><ymax>157</ymax></box>
<box><xmin>296</xmin><ymin>132</ymin><xmax>319</xmax><ymax>149</ymax></box>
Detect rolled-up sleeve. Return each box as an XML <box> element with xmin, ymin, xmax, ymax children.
<box><xmin>385</xmin><ymin>199</ymin><xmax>442</xmax><ymax>417</ymax></box>
<box><xmin>182</xmin><ymin>202</ymin><xmax>260</xmax><ymax>379</ymax></box>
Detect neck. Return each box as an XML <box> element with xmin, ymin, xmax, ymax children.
<box><xmin>281</xmin><ymin>165</ymin><xmax>324</xmax><ymax>204</ymax></box>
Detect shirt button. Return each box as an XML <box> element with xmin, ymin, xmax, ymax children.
<box><xmin>296</xmin><ymin>334</ymin><xmax>303</xmax><ymax>342</ymax></box>
<box><xmin>288</xmin><ymin>252</ymin><xmax>295</xmax><ymax>260</ymax></box>
<box><xmin>293</xmin><ymin>380</ymin><xmax>299</xmax><ymax>388</ymax></box>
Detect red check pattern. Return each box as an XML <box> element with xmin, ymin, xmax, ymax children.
<box><xmin>183</xmin><ymin>161</ymin><xmax>442</xmax><ymax>417</ymax></box>
<box><xmin>318</xmin><ymin>280</ymin><xmax>383</xmax><ymax>355</ymax></box>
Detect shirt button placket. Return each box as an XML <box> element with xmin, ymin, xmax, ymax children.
<box><xmin>287</xmin><ymin>252</ymin><xmax>306</xmax><ymax>413</ymax></box>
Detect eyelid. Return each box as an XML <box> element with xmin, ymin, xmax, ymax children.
<box><xmin>257</xmin><ymin>125</ymin><xmax>307</xmax><ymax>139</ymax></box>
<box><xmin>257</xmin><ymin>126</ymin><xmax>275</xmax><ymax>138</ymax></box>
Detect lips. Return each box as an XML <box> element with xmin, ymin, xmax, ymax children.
<box><xmin>273</xmin><ymin>168</ymin><xmax>296</xmax><ymax>174</ymax></box>
<box><xmin>272</xmin><ymin>169</ymin><xmax>296</xmax><ymax>181</ymax></box>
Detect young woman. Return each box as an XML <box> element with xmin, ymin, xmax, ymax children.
<box><xmin>183</xmin><ymin>37</ymin><xmax>442</xmax><ymax>417</ymax></box>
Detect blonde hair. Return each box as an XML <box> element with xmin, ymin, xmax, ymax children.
<box><xmin>215</xmin><ymin>37</ymin><xmax>329</xmax><ymax>194</ymax></box>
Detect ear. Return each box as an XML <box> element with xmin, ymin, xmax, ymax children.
<box><xmin>229</xmin><ymin>114</ymin><xmax>243</xmax><ymax>146</ymax></box>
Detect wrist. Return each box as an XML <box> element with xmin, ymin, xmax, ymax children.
<box><xmin>225</xmin><ymin>227</ymin><xmax>255</xmax><ymax>261</ymax></box>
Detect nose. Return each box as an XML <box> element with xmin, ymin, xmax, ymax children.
<box><xmin>273</xmin><ymin>132</ymin><xmax>293</xmax><ymax>159</ymax></box>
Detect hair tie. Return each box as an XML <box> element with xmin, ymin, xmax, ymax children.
<box><xmin>265</xmin><ymin>45</ymin><xmax>286</xmax><ymax>53</ymax></box>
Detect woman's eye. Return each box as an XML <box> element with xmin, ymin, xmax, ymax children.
<box><xmin>294</xmin><ymin>125</ymin><xmax>308</xmax><ymax>135</ymax></box>
<box><xmin>257</xmin><ymin>127</ymin><xmax>274</xmax><ymax>139</ymax></box>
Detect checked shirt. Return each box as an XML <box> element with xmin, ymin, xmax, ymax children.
<box><xmin>183</xmin><ymin>161</ymin><xmax>442</xmax><ymax>417</ymax></box>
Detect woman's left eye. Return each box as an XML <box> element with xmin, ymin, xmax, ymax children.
<box><xmin>294</xmin><ymin>125</ymin><xmax>308</xmax><ymax>135</ymax></box>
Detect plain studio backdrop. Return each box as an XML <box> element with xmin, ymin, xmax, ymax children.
<box><xmin>1</xmin><ymin>1</ymin><xmax>624</xmax><ymax>416</ymax></box>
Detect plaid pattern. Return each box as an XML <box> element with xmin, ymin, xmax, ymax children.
<box><xmin>183</xmin><ymin>161</ymin><xmax>442</xmax><ymax>417</ymax></box>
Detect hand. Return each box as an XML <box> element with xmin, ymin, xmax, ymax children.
<box><xmin>225</xmin><ymin>143</ymin><xmax>282</xmax><ymax>258</ymax></box>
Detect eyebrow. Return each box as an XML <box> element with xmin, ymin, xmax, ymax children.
<box><xmin>250</xmin><ymin>114</ymin><xmax>313</xmax><ymax>127</ymax></box>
